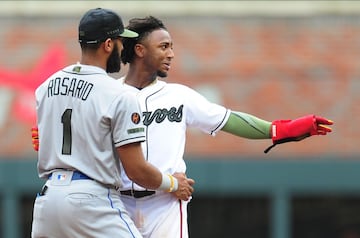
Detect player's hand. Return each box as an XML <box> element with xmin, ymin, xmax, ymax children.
<box><xmin>31</xmin><ymin>126</ymin><xmax>39</xmax><ymax>151</ymax></box>
<box><xmin>172</xmin><ymin>172</ymin><xmax>195</xmax><ymax>201</ymax></box>
<box><xmin>264</xmin><ymin>114</ymin><xmax>333</xmax><ymax>153</ymax></box>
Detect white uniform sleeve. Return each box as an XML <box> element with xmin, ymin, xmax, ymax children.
<box><xmin>109</xmin><ymin>90</ymin><xmax>146</xmax><ymax>147</ymax></box>
<box><xmin>184</xmin><ymin>86</ymin><xmax>230</xmax><ymax>136</ymax></box>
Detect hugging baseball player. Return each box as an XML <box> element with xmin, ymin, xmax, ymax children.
<box><xmin>31</xmin><ymin>9</ymin><xmax>193</xmax><ymax>238</ymax></box>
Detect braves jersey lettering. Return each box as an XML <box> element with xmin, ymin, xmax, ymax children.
<box><xmin>143</xmin><ymin>104</ymin><xmax>183</xmax><ymax>126</ymax></box>
<box><xmin>47</xmin><ymin>77</ymin><xmax>94</xmax><ymax>100</ymax></box>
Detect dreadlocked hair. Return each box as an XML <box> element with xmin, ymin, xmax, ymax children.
<box><xmin>121</xmin><ymin>16</ymin><xmax>167</xmax><ymax>64</ymax></box>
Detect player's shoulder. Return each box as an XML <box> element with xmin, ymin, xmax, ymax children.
<box><xmin>163</xmin><ymin>81</ymin><xmax>201</xmax><ymax>97</ymax></box>
<box><xmin>161</xmin><ymin>80</ymin><xmax>192</xmax><ymax>92</ymax></box>
<box><xmin>39</xmin><ymin>64</ymin><xmax>108</xmax><ymax>82</ymax></box>
<box><xmin>35</xmin><ymin>65</ymin><xmax>70</xmax><ymax>92</ymax></box>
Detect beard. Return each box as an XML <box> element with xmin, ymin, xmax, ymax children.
<box><xmin>157</xmin><ymin>70</ymin><xmax>167</xmax><ymax>78</ymax></box>
<box><xmin>106</xmin><ymin>44</ymin><xmax>121</xmax><ymax>73</ymax></box>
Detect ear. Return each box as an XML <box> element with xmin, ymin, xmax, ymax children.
<box><xmin>134</xmin><ymin>43</ymin><xmax>145</xmax><ymax>58</ymax></box>
<box><xmin>103</xmin><ymin>38</ymin><xmax>114</xmax><ymax>53</ymax></box>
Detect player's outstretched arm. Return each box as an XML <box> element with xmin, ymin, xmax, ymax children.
<box><xmin>117</xmin><ymin>143</ymin><xmax>194</xmax><ymax>200</ymax></box>
<box><xmin>220</xmin><ymin>111</ymin><xmax>333</xmax><ymax>153</ymax></box>
<box><xmin>221</xmin><ymin>111</ymin><xmax>271</xmax><ymax>139</ymax></box>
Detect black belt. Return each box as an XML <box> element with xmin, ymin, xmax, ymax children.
<box><xmin>120</xmin><ymin>190</ymin><xmax>155</xmax><ymax>198</ymax></box>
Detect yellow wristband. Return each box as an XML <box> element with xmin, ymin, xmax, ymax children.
<box><xmin>158</xmin><ymin>173</ymin><xmax>178</xmax><ymax>192</ymax></box>
<box><xmin>167</xmin><ymin>174</ymin><xmax>174</xmax><ymax>192</ymax></box>
<box><xmin>169</xmin><ymin>174</ymin><xmax>178</xmax><ymax>192</ymax></box>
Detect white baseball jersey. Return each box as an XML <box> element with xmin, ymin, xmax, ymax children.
<box><xmin>118</xmin><ymin>78</ymin><xmax>230</xmax><ymax>238</ymax></box>
<box><xmin>119</xmin><ymin>78</ymin><xmax>230</xmax><ymax>190</ymax></box>
<box><xmin>35</xmin><ymin>64</ymin><xmax>145</xmax><ymax>188</ymax></box>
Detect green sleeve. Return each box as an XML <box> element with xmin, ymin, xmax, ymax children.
<box><xmin>221</xmin><ymin>111</ymin><xmax>271</xmax><ymax>139</ymax></box>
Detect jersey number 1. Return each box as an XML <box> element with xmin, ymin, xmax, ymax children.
<box><xmin>61</xmin><ymin>109</ymin><xmax>72</xmax><ymax>155</ymax></box>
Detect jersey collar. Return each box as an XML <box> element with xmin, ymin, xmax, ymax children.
<box><xmin>63</xmin><ymin>63</ymin><xmax>107</xmax><ymax>75</ymax></box>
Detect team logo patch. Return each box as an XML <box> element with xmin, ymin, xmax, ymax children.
<box><xmin>127</xmin><ymin>127</ymin><xmax>145</xmax><ymax>134</ymax></box>
<box><xmin>57</xmin><ymin>174</ymin><xmax>67</xmax><ymax>180</ymax></box>
<box><xmin>131</xmin><ymin>112</ymin><xmax>141</xmax><ymax>124</ymax></box>
<box><xmin>72</xmin><ymin>66</ymin><xmax>81</xmax><ymax>72</ymax></box>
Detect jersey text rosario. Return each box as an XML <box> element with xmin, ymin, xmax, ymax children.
<box><xmin>47</xmin><ymin>77</ymin><xmax>94</xmax><ymax>100</ymax></box>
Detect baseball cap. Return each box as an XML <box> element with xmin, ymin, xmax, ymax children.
<box><xmin>78</xmin><ymin>8</ymin><xmax>138</xmax><ymax>44</ymax></box>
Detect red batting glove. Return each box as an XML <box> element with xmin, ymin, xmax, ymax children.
<box><xmin>31</xmin><ymin>126</ymin><xmax>39</xmax><ymax>151</ymax></box>
<box><xmin>264</xmin><ymin>115</ymin><xmax>333</xmax><ymax>153</ymax></box>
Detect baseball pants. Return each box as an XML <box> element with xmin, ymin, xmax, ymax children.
<box><xmin>32</xmin><ymin>174</ymin><xmax>142</xmax><ymax>238</ymax></box>
<box><xmin>121</xmin><ymin>190</ymin><xmax>190</xmax><ymax>238</ymax></box>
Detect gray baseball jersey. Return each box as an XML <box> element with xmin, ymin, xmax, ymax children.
<box><xmin>32</xmin><ymin>64</ymin><xmax>145</xmax><ymax>238</ymax></box>
<box><xmin>36</xmin><ymin>64</ymin><xmax>145</xmax><ymax>188</ymax></box>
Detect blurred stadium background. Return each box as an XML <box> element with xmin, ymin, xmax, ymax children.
<box><xmin>1</xmin><ymin>1</ymin><xmax>360</xmax><ymax>237</ymax></box>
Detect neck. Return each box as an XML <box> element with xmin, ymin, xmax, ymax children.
<box><xmin>124</xmin><ymin>65</ymin><xmax>158</xmax><ymax>89</ymax></box>
<box><xmin>80</xmin><ymin>53</ymin><xmax>106</xmax><ymax>71</ymax></box>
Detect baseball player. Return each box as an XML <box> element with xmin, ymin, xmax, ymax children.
<box><xmin>31</xmin><ymin>15</ymin><xmax>333</xmax><ymax>238</ymax></box>
<box><xmin>117</xmin><ymin>16</ymin><xmax>333</xmax><ymax>238</ymax></box>
<box><xmin>31</xmin><ymin>9</ymin><xmax>193</xmax><ymax>238</ymax></box>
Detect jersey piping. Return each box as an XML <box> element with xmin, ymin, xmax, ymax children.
<box><xmin>210</xmin><ymin>108</ymin><xmax>231</xmax><ymax>135</ymax></box>
<box><xmin>115</xmin><ymin>136</ymin><xmax>146</xmax><ymax>145</ymax></box>
<box><xmin>143</xmin><ymin>84</ymin><xmax>166</xmax><ymax>162</ymax></box>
